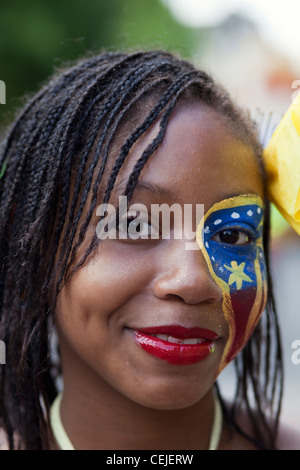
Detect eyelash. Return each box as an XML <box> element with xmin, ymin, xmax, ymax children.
<box><xmin>116</xmin><ymin>214</ymin><xmax>258</xmax><ymax>246</ymax></box>
<box><xmin>211</xmin><ymin>227</ymin><xmax>255</xmax><ymax>246</ymax></box>
<box><xmin>117</xmin><ymin>213</ymin><xmax>160</xmax><ymax>240</ymax></box>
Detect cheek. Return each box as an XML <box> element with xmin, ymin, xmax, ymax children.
<box><xmin>202</xmin><ymin>248</ymin><xmax>267</xmax><ymax>372</ymax></box>
<box><xmin>68</xmin><ymin>244</ymin><xmax>149</xmax><ymax>310</ymax></box>
<box><xmin>221</xmin><ymin>254</ymin><xmax>267</xmax><ymax>369</ymax></box>
<box><xmin>54</xmin><ymin>249</ymin><xmax>148</xmax><ymax>376</ymax></box>
<box><xmin>55</xmin><ymin>242</ymin><xmax>152</xmax><ymax>340</ymax></box>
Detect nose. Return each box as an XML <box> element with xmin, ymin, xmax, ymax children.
<box><xmin>152</xmin><ymin>239</ymin><xmax>222</xmax><ymax>305</ymax></box>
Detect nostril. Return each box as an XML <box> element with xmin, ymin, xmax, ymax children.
<box><xmin>152</xmin><ymin>253</ymin><xmax>222</xmax><ymax>305</ymax></box>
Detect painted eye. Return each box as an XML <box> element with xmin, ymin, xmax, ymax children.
<box><xmin>213</xmin><ymin>229</ymin><xmax>251</xmax><ymax>245</ymax></box>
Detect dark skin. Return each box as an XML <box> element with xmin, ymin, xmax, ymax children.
<box><xmin>53</xmin><ymin>102</ymin><xmax>300</xmax><ymax>450</ymax></box>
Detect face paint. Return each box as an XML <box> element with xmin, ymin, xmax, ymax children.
<box><xmin>196</xmin><ymin>194</ymin><xmax>267</xmax><ymax>372</ymax></box>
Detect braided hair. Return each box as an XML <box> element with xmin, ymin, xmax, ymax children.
<box><xmin>0</xmin><ymin>50</ymin><xmax>282</xmax><ymax>449</ymax></box>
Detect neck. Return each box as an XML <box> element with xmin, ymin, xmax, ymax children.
<box><xmin>58</xmin><ymin>358</ymin><xmax>217</xmax><ymax>450</ymax></box>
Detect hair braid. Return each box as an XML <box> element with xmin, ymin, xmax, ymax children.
<box><xmin>63</xmin><ymin>63</ymin><xmax>188</xmax><ymax>280</ymax></box>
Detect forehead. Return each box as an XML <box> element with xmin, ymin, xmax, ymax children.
<box><xmin>117</xmin><ymin>101</ymin><xmax>264</xmax><ymax>208</ymax></box>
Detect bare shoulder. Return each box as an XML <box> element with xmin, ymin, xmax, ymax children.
<box><xmin>276</xmin><ymin>422</ymin><xmax>300</xmax><ymax>450</ymax></box>
<box><xmin>0</xmin><ymin>428</ymin><xmax>9</xmax><ymax>450</ymax></box>
<box><xmin>219</xmin><ymin>401</ymin><xmax>263</xmax><ymax>450</ymax></box>
<box><xmin>220</xmin><ymin>400</ymin><xmax>300</xmax><ymax>450</ymax></box>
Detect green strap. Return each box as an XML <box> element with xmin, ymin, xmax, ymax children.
<box><xmin>0</xmin><ymin>161</ymin><xmax>7</xmax><ymax>179</ymax></box>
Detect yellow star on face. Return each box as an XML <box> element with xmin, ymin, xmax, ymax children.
<box><xmin>224</xmin><ymin>260</ymin><xmax>253</xmax><ymax>290</ymax></box>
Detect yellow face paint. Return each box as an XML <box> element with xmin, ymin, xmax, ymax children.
<box><xmin>196</xmin><ymin>194</ymin><xmax>267</xmax><ymax>372</ymax></box>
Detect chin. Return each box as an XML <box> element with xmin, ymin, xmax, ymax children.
<box><xmin>128</xmin><ymin>381</ymin><xmax>212</xmax><ymax>411</ymax></box>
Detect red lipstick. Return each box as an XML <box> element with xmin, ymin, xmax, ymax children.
<box><xmin>134</xmin><ymin>325</ymin><xmax>218</xmax><ymax>365</ymax></box>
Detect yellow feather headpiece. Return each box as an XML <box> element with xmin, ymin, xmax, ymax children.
<box><xmin>263</xmin><ymin>93</ymin><xmax>300</xmax><ymax>235</ymax></box>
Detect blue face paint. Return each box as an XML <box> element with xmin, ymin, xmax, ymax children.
<box><xmin>197</xmin><ymin>195</ymin><xmax>267</xmax><ymax>370</ymax></box>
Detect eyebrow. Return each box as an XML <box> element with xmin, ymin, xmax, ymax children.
<box><xmin>219</xmin><ymin>192</ymin><xmax>262</xmax><ymax>200</ymax></box>
<box><xmin>115</xmin><ymin>180</ymin><xmax>262</xmax><ymax>205</ymax></box>
<box><xmin>116</xmin><ymin>180</ymin><xmax>176</xmax><ymax>200</ymax></box>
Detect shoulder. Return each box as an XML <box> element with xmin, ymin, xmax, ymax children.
<box><xmin>0</xmin><ymin>428</ymin><xmax>9</xmax><ymax>450</ymax></box>
<box><xmin>219</xmin><ymin>402</ymin><xmax>263</xmax><ymax>450</ymax></box>
<box><xmin>276</xmin><ymin>422</ymin><xmax>300</xmax><ymax>450</ymax></box>
<box><xmin>0</xmin><ymin>427</ymin><xmax>23</xmax><ymax>450</ymax></box>
<box><xmin>220</xmin><ymin>400</ymin><xmax>300</xmax><ymax>450</ymax></box>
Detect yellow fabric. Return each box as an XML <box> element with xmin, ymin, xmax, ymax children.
<box><xmin>50</xmin><ymin>393</ymin><xmax>75</xmax><ymax>450</ymax></box>
<box><xmin>270</xmin><ymin>204</ymin><xmax>289</xmax><ymax>238</ymax></box>
<box><xmin>263</xmin><ymin>93</ymin><xmax>300</xmax><ymax>235</ymax></box>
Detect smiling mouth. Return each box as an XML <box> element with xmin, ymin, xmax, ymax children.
<box><xmin>133</xmin><ymin>325</ymin><xmax>219</xmax><ymax>365</ymax></box>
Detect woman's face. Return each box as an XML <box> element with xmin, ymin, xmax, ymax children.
<box><xmin>55</xmin><ymin>101</ymin><xmax>266</xmax><ymax>410</ymax></box>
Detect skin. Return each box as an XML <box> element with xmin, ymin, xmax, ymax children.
<box><xmin>54</xmin><ymin>101</ymin><xmax>267</xmax><ymax>450</ymax></box>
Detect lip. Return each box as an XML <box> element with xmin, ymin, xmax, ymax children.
<box><xmin>134</xmin><ymin>325</ymin><xmax>219</xmax><ymax>365</ymax></box>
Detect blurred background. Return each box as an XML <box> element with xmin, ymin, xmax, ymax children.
<box><xmin>0</xmin><ymin>0</ymin><xmax>299</xmax><ymax>433</ymax></box>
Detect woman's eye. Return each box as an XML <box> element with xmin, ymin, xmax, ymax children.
<box><xmin>118</xmin><ymin>213</ymin><xmax>154</xmax><ymax>239</ymax></box>
<box><xmin>212</xmin><ymin>229</ymin><xmax>251</xmax><ymax>245</ymax></box>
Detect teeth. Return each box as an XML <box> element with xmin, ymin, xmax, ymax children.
<box><xmin>152</xmin><ymin>334</ymin><xmax>205</xmax><ymax>345</ymax></box>
<box><xmin>167</xmin><ymin>335</ymin><xmax>183</xmax><ymax>344</ymax></box>
<box><xmin>156</xmin><ymin>334</ymin><xmax>169</xmax><ymax>342</ymax></box>
<box><xmin>183</xmin><ymin>338</ymin><xmax>201</xmax><ymax>345</ymax></box>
